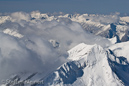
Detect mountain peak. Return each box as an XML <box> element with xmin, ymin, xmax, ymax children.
<box><xmin>42</xmin><ymin>43</ymin><xmax>123</xmax><ymax>86</ymax></box>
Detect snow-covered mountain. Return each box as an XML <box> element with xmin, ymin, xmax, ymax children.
<box><xmin>0</xmin><ymin>11</ymin><xmax>129</xmax><ymax>86</ymax></box>
<box><xmin>29</xmin><ymin>11</ymin><xmax>129</xmax><ymax>42</ymax></box>
<box><xmin>42</xmin><ymin>43</ymin><xmax>124</xmax><ymax>86</ymax></box>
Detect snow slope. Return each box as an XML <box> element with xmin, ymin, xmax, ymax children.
<box><xmin>108</xmin><ymin>41</ymin><xmax>129</xmax><ymax>86</ymax></box>
<box><xmin>109</xmin><ymin>41</ymin><xmax>129</xmax><ymax>62</ymax></box>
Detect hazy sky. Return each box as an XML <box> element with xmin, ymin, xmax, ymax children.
<box><xmin>0</xmin><ymin>0</ymin><xmax>129</xmax><ymax>14</ymax></box>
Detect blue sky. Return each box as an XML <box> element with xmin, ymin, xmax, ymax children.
<box><xmin>0</xmin><ymin>0</ymin><xmax>129</xmax><ymax>14</ymax></box>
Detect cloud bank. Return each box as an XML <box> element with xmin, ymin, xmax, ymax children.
<box><xmin>0</xmin><ymin>12</ymin><xmax>112</xmax><ymax>82</ymax></box>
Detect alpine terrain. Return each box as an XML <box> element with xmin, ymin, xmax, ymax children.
<box><xmin>0</xmin><ymin>11</ymin><xmax>129</xmax><ymax>86</ymax></box>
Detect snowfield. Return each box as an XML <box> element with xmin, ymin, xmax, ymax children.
<box><xmin>0</xmin><ymin>11</ymin><xmax>129</xmax><ymax>86</ymax></box>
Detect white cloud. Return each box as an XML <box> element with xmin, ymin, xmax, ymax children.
<box><xmin>0</xmin><ymin>12</ymin><xmax>112</xmax><ymax>82</ymax></box>
<box><xmin>10</xmin><ymin>12</ymin><xmax>31</xmax><ymax>21</ymax></box>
